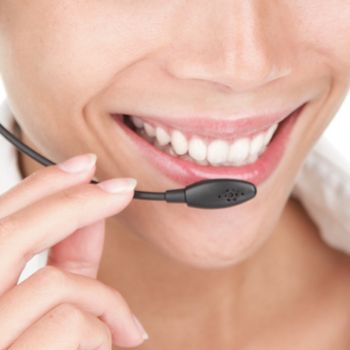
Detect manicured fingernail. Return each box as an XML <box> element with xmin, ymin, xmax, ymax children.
<box><xmin>57</xmin><ymin>153</ymin><xmax>97</xmax><ymax>174</ymax></box>
<box><xmin>131</xmin><ymin>314</ymin><xmax>149</xmax><ymax>341</ymax></box>
<box><xmin>97</xmin><ymin>178</ymin><xmax>137</xmax><ymax>194</ymax></box>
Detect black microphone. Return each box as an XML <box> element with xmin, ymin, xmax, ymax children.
<box><xmin>0</xmin><ymin>123</ymin><xmax>257</xmax><ymax>209</ymax></box>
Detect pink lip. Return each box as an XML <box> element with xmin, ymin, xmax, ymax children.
<box><xmin>111</xmin><ymin>103</ymin><xmax>306</xmax><ymax>187</ymax></box>
<box><xmin>111</xmin><ymin>105</ymin><xmax>302</xmax><ymax>140</ymax></box>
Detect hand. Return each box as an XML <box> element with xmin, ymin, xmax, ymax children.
<box><xmin>0</xmin><ymin>153</ymin><xmax>148</xmax><ymax>349</ymax></box>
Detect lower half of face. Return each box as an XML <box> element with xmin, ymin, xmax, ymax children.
<box><xmin>1</xmin><ymin>1</ymin><xmax>350</xmax><ymax>269</ymax></box>
<box><xmin>87</xmin><ymin>90</ymin><xmax>345</xmax><ymax>269</ymax></box>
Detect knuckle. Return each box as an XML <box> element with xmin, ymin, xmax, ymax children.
<box><xmin>98</xmin><ymin>282</ymin><xmax>126</xmax><ymax>304</ymax></box>
<box><xmin>60</xmin><ymin>185</ymin><xmax>91</xmax><ymax>205</ymax></box>
<box><xmin>34</xmin><ymin>265</ymin><xmax>67</xmax><ymax>290</ymax></box>
<box><xmin>106</xmin><ymin>287</ymin><xmax>132</xmax><ymax>315</ymax></box>
<box><xmin>60</xmin><ymin>188</ymin><xmax>80</xmax><ymax>202</ymax></box>
<box><xmin>98</xmin><ymin>320</ymin><xmax>113</xmax><ymax>347</ymax></box>
<box><xmin>0</xmin><ymin>217</ymin><xmax>17</xmax><ymax>241</ymax></box>
<box><xmin>110</xmin><ymin>288</ymin><xmax>127</xmax><ymax>306</ymax></box>
<box><xmin>49</xmin><ymin>303</ymin><xmax>86</xmax><ymax>329</ymax></box>
<box><xmin>92</xmin><ymin>283</ymin><xmax>132</xmax><ymax>319</ymax></box>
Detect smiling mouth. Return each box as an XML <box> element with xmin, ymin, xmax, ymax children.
<box><xmin>110</xmin><ymin>103</ymin><xmax>305</xmax><ymax>186</ymax></box>
<box><xmin>122</xmin><ymin>113</ymin><xmax>283</xmax><ymax>167</ymax></box>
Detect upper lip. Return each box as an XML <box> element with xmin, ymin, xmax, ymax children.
<box><xmin>112</xmin><ymin>102</ymin><xmax>306</xmax><ymax>140</ymax></box>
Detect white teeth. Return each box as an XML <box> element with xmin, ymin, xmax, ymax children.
<box><xmin>171</xmin><ymin>130</ymin><xmax>188</xmax><ymax>155</ymax></box>
<box><xmin>207</xmin><ymin>140</ymin><xmax>230</xmax><ymax>166</ymax></box>
<box><xmin>249</xmin><ymin>132</ymin><xmax>265</xmax><ymax>156</ymax></box>
<box><xmin>188</xmin><ymin>136</ymin><xmax>207</xmax><ymax>161</ymax></box>
<box><xmin>227</xmin><ymin>138</ymin><xmax>250</xmax><ymax>164</ymax></box>
<box><xmin>130</xmin><ymin>115</ymin><xmax>280</xmax><ymax>167</ymax></box>
<box><xmin>155</xmin><ymin>126</ymin><xmax>171</xmax><ymax>146</ymax></box>
<box><xmin>131</xmin><ymin>115</ymin><xmax>144</xmax><ymax>129</ymax></box>
<box><xmin>263</xmin><ymin>123</ymin><xmax>278</xmax><ymax>146</ymax></box>
<box><xmin>144</xmin><ymin>123</ymin><xmax>156</xmax><ymax>137</ymax></box>
<box><xmin>247</xmin><ymin>153</ymin><xmax>258</xmax><ymax>164</ymax></box>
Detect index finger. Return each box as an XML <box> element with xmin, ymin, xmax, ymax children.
<box><xmin>0</xmin><ymin>153</ymin><xmax>97</xmax><ymax>220</ymax></box>
<box><xmin>0</xmin><ymin>177</ymin><xmax>136</xmax><ymax>294</ymax></box>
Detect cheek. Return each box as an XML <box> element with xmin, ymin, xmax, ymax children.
<box><xmin>0</xmin><ymin>2</ymin><xmax>163</xmax><ymax>117</ymax></box>
<box><xmin>0</xmin><ymin>1</ymin><xmax>166</xmax><ymax>160</ymax></box>
<box><xmin>291</xmin><ymin>1</ymin><xmax>350</xmax><ymax>75</ymax></box>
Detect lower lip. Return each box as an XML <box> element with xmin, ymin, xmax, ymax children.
<box><xmin>111</xmin><ymin>104</ymin><xmax>305</xmax><ymax>187</ymax></box>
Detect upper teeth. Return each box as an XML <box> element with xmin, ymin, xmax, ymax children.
<box><xmin>129</xmin><ymin>115</ymin><xmax>278</xmax><ymax>166</ymax></box>
<box><xmin>156</xmin><ymin>126</ymin><xmax>171</xmax><ymax>146</ymax></box>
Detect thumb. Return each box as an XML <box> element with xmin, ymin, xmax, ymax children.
<box><xmin>46</xmin><ymin>219</ymin><xmax>105</xmax><ymax>278</ymax></box>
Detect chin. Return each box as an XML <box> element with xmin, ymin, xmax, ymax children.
<box><xmin>116</xmin><ymin>180</ymin><xmax>286</xmax><ymax>271</ymax></box>
<box><xmin>157</xmin><ymin>238</ymin><xmax>265</xmax><ymax>270</ymax></box>
<box><xmin>141</xmin><ymin>215</ymin><xmax>276</xmax><ymax>270</ymax></box>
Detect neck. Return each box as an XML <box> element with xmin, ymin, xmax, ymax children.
<box><xmin>18</xmin><ymin>130</ymin><xmax>342</xmax><ymax>348</ymax></box>
<box><xmin>98</xmin><ymin>198</ymin><xmax>339</xmax><ymax>332</ymax></box>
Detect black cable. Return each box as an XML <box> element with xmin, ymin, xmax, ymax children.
<box><xmin>0</xmin><ymin>122</ymin><xmax>256</xmax><ymax>208</ymax></box>
<box><xmin>0</xmin><ymin>123</ymin><xmax>165</xmax><ymax>201</ymax></box>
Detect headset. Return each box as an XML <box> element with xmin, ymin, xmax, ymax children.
<box><xmin>0</xmin><ymin>122</ymin><xmax>256</xmax><ymax>209</ymax></box>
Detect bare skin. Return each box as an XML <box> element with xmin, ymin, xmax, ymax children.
<box><xmin>2</xmin><ymin>2</ymin><xmax>350</xmax><ymax>348</ymax></box>
<box><xmin>18</xmin><ymin>124</ymin><xmax>350</xmax><ymax>350</ymax></box>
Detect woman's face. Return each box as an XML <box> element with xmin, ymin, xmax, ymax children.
<box><xmin>1</xmin><ymin>1</ymin><xmax>349</xmax><ymax>269</ymax></box>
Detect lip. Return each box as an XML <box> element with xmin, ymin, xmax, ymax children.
<box><xmin>111</xmin><ymin>103</ymin><xmax>306</xmax><ymax>187</ymax></box>
<box><xmin>111</xmin><ymin>105</ymin><xmax>302</xmax><ymax>140</ymax></box>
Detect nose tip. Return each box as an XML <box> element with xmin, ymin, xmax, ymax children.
<box><xmin>201</xmin><ymin>64</ymin><xmax>291</xmax><ymax>93</ymax></box>
<box><xmin>162</xmin><ymin>2</ymin><xmax>293</xmax><ymax>93</ymax></box>
<box><xmin>165</xmin><ymin>44</ymin><xmax>292</xmax><ymax>93</ymax></box>
<box><xmin>222</xmin><ymin>65</ymin><xmax>292</xmax><ymax>93</ymax></box>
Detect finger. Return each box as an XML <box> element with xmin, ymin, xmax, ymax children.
<box><xmin>0</xmin><ymin>153</ymin><xmax>100</xmax><ymax>280</ymax></box>
<box><xmin>0</xmin><ymin>266</ymin><xmax>147</xmax><ymax>348</ymax></box>
<box><xmin>47</xmin><ymin>219</ymin><xmax>105</xmax><ymax>278</ymax></box>
<box><xmin>0</xmin><ymin>178</ymin><xmax>136</xmax><ymax>294</ymax></box>
<box><xmin>0</xmin><ymin>153</ymin><xmax>97</xmax><ymax>220</ymax></box>
<box><xmin>0</xmin><ymin>153</ymin><xmax>107</xmax><ymax>279</ymax></box>
<box><xmin>8</xmin><ymin>303</ymin><xmax>113</xmax><ymax>350</ymax></box>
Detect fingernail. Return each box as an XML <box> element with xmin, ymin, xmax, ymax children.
<box><xmin>57</xmin><ymin>153</ymin><xmax>97</xmax><ymax>174</ymax></box>
<box><xmin>97</xmin><ymin>178</ymin><xmax>137</xmax><ymax>194</ymax></box>
<box><xmin>131</xmin><ymin>314</ymin><xmax>149</xmax><ymax>341</ymax></box>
